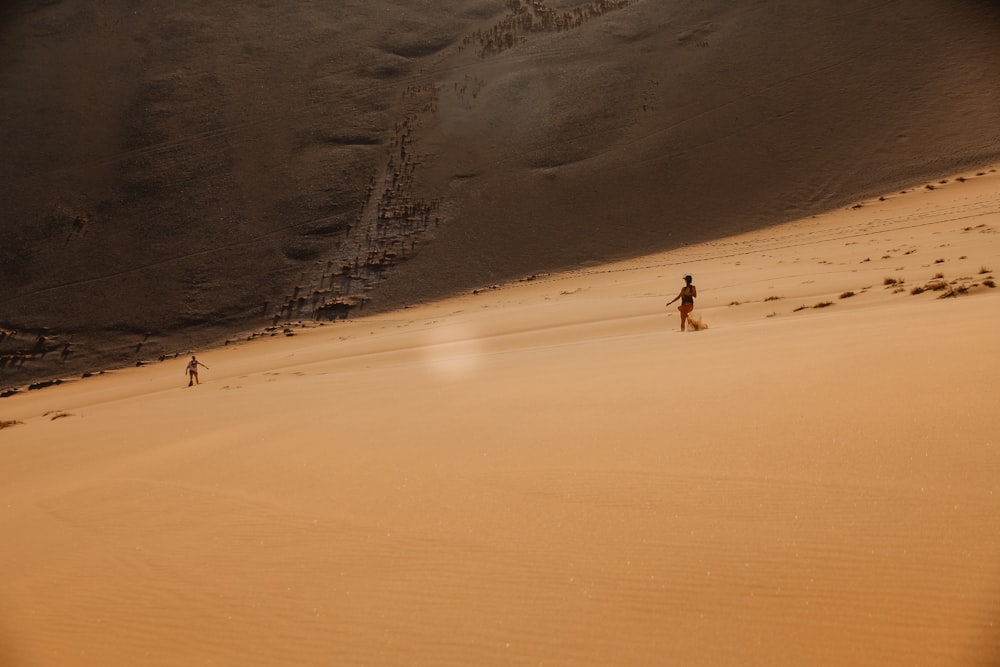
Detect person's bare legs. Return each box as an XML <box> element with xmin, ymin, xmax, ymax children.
<box><xmin>678</xmin><ymin>306</ymin><xmax>688</xmax><ymax>331</ymax></box>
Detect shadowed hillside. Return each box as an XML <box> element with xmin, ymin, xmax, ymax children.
<box><xmin>2</xmin><ymin>0</ymin><xmax>999</xmax><ymax>387</ymax></box>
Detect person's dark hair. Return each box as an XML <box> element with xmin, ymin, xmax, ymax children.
<box><xmin>683</xmin><ymin>274</ymin><xmax>693</xmax><ymax>283</ymax></box>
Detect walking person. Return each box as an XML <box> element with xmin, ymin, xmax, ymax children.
<box><xmin>186</xmin><ymin>355</ymin><xmax>209</xmax><ymax>386</ymax></box>
<box><xmin>666</xmin><ymin>274</ymin><xmax>697</xmax><ymax>331</ymax></box>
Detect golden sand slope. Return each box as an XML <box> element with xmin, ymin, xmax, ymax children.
<box><xmin>0</xmin><ymin>171</ymin><xmax>998</xmax><ymax>666</ymax></box>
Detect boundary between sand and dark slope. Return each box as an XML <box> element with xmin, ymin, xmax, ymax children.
<box><xmin>3</xmin><ymin>167</ymin><xmax>996</xmax><ymax>399</ymax></box>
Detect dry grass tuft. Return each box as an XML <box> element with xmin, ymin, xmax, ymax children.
<box><xmin>813</xmin><ymin>301</ymin><xmax>834</xmax><ymax>309</ymax></box>
<box><xmin>839</xmin><ymin>291</ymin><xmax>856</xmax><ymax>299</ymax></box>
<box><xmin>938</xmin><ymin>287</ymin><xmax>962</xmax><ymax>299</ymax></box>
<box><xmin>912</xmin><ymin>278</ymin><xmax>950</xmax><ymax>295</ymax></box>
<box><xmin>0</xmin><ymin>419</ymin><xmax>23</xmax><ymax>430</ymax></box>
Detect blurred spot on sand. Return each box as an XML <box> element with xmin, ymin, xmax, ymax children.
<box><xmin>419</xmin><ymin>322</ymin><xmax>484</xmax><ymax>379</ymax></box>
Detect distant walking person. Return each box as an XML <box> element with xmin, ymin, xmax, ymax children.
<box><xmin>186</xmin><ymin>355</ymin><xmax>209</xmax><ymax>386</ymax></box>
<box><xmin>666</xmin><ymin>274</ymin><xmax>697</xmax><ymax>331</ymax></box>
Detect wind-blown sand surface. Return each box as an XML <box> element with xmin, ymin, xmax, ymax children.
<box><xmin>1</xmin><ymin>171</ymin><xmax>999</xmax><ymax>666</ymax></box>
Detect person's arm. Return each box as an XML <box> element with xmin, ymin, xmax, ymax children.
<box><xmin>666</xmin><ymin>290</ymin><xmax>682</xmax><ymax>306</ymax></box>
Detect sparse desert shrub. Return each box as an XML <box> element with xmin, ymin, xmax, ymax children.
<box><xmin>0</xmin><ymin>419</ymin><xmax>22</xmax><ymax>430</ymax></box>
<box><xmin>934</xmin><ymin>258</ymin><xmax>945</xmax><ymax>264</ymax></box>
<box><xmin>933</xmin><ymin>272</ymin><xmax>944</xmax><ymax>279</ymax></box>
<box><xmin>883</xmin><ymin>277</ymin><xmax>901</xmax><ymax>286</ymax></box>
<box><xmin>793</xmin><ymin>305</ymin><xmax>808</xmax><ymax>312</ymax></box>
<box><xmin>813</xmin><ymin>302</ymin><xmax>834</xmax><ymax>309</ymax></box>
<box><xmin>980</xmin><ymin>266</ymin><xmax>993</xmax><ymax>274</ymax></box>
<box><xmin>984</xmin><ymin>279</ymin><xmax>996</xmax><ymax>288</ymax></box>
<box><xmin>911</xmin><ymin>279</ymin><xmax>947</xmax><ymax>295</ymax></box>
<box><xmin>839</xmin><ymin>291</ymin><xmax>855</xmax><ymax>299</ymax></box>
<box><xmin>938</xmin><ymin>281</ymin><xmax>973</xmax><ymax>298</ymax></box>
<box><xmin>764</xmin><ymin>295</ymin><xmax>783</xmax><ymax>302</ymax></box>
<box><xmin>729</xmin><ymin>301</ymin><xmax>742</xmax><ymax>306</ymax></box>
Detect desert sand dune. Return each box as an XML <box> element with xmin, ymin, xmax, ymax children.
<box><xmin>0</xmin><ymin>171</ymin><xmax>998</xmax><ymax>666</ymax></box>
